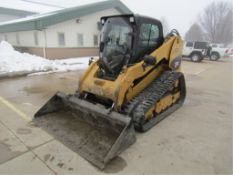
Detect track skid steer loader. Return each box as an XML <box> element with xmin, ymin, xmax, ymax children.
<box><xmin>34</xmin><ymin>14</ymin><xmax>186</xmax><ymax>169</ymax></box>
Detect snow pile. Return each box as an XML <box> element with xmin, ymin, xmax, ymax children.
<box><xmin>0</xmin><ymin>41</ymin><xmax>92</xmax><ymax>77</ymax></box>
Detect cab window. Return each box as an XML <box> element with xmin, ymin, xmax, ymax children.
<box><xmin>139</xmin><ymin>23</ymin><xmax>160</xmax><ymax>47</ymax></box>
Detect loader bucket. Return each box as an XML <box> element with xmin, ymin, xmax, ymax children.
<box><xmin>34</xmin><ymin>92</ymin><xmax>136</xmax><ymax>169</ymax></box>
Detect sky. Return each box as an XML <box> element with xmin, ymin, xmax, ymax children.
<box><xmin>0</xmin><ymin>0</ymin><xmax>232</xmax><ymax>36</ymax></box>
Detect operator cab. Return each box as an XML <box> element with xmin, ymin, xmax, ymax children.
<box><xmin>99</xmin><ymin>14</ymin><xmax>164</xmax><ymax>79</ymax></box>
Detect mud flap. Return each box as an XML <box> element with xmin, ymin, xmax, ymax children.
<box><xmin>34</xmin><ymin>92</ymin><xmax>136</xmax><ymax>169</ymax></box>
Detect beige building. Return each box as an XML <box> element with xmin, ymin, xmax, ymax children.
<box><xmin>0</xmin><ymin>0</ymin><xmax>131</xmax><ymax>59</ymax></box>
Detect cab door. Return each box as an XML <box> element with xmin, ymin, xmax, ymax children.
<box><xmin>130</xmin><ymin>17</ymin><xmax>163</xmax><ymax>64</ymax></box>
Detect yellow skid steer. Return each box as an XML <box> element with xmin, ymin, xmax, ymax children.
<box><xmin>34</xmin><ymin>14</ymin><xmax>186</xmax><ymax>169</ymax></box>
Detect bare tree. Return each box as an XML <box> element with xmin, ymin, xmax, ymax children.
<box><xmin>199</xmin><ymin>1</ymin><xmax>233</xmax><ymax>46</ymax></box>
<box><xmin>185</xmin><ymin>23</ymin><xmax>204</xmax><ymax>41</ymax></box>
<box><xmin>218</xmin><ymin>8</ymin><xmax>233</xmax><ymax>46</ymax></box>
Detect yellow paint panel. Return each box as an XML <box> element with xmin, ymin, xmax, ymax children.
<box><xmin>145</xmin><ymin>92</ymin><xmax>180</xmax><ymax>119</ymax></box>
<box><xmin>78</xmin><ymin>36</ymin><xmax>183</xmax><ymax>111</ymax></box>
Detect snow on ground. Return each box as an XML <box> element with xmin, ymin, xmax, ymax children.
<box><xmin>0</xmin><ymin>41</ymin><xmax>94</xmax><ymax>77</ymax></box>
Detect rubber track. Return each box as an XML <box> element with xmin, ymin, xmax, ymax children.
<box><xmin>123</xmin><ymin>71</ymin><xmax>185</xmax><ymax>131</ymax></box>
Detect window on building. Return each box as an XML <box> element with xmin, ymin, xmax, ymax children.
<box><xmin>58</xmin><ymin>32</ymin><xmax>65</xmax><ymax>46</ymax></box>
<box><xmin>34</xmin><ymin>31</ymin><xmax>39</xmax><ymax>46</ymax></box>
<box><xmin>139</xmin><ymin>23</ymin><xmax>159</xmax><ymax>47</ymax></box>
<box><xmin>4</xmin><ymin>34</ymin><xmax>8</xmax><ymax>41</ymax></box>
<box><xmin>77</xmin><ymin>33</ymin><xmax>84</xmax><ymax>46</ymax></box>
<box><xmin>97</xmin><ymin>22</ymin><xmax>102</xmax><ymax>31</ymax></box>
<box><xmin>16</xmin><ymin>33</ymin><xmax>20</xmax><ymax>45</ymax></box>
<box><xmin>93</xmin><ymin>34</ymin><xmax>98</xmax><ymax>46</ymax></box>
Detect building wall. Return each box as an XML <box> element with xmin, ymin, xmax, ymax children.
<box><xmin>1</xmin><ymin>9</ymin><xmax>120</xmax><ymax>47</ymax></box>
<box><xmin>0</xmin><ymin>30</ymin><xmax>45</xmax><ymax>47</ymax></box>
<box><xmin>45</xmin><ymin>8</ymin><xmax>119</xmax><ymax>48</ymax></box>
<box><xmin>0</xmin><ymin>8</ymin><xmax>120</xmax><ymax>59</ymax></box>
<box><xmin>23</xmin><ymin>47</ymin><xmax>98</xmax><ymax>59</ymax></box>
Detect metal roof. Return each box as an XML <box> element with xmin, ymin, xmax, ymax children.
<box><xmin>0</xmin><ymin>0</ymin><xmax>132</xmax><ymax>33</ymax></box>
<box><xmin>0</xmin><ymin>7</ymin><xmax>36</xmax><ymax>16</ymax></box>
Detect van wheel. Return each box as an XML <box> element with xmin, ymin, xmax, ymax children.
<box><xmin>191</xmin><ymin>53</ymin><xmax>202</xmax><ymax>62</ymax></box>
<box><xmin>210</xmin><ymin>53</ymin><xmax>220</xmax><ymax>61</ymax></box>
